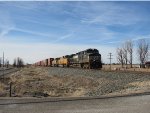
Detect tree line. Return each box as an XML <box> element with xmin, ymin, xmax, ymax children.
<box><xmin>13</xmin><ymin>57</ymin><xmax>24</xmax><ymax>68</ymax></box>
<box><xmin>0</xmin><ymin>57</ymin><xmax>24</xmax><ymax>68</ymax></box>
<box><xmin>117</xmin><ymin>39</ymin><xmax>149</xmax><ymax>68</ymax></box>
<box><xmin>0</xmin><ymin>58</ymin><xmax>9</xmax><ymax>68</ymax></box>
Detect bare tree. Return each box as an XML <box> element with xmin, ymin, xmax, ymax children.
<box><xmin>13</xmin><ymin>57</ymin><xmax>24</xmax><ymax>68</ymax></box>
<box><xmin>5</xmin><ymin>59</ymin><xmax>9</xmax><ymax>68</ymax></box>
<box><xmin>13</xmin><ymin>58</ymin><xmax>17</xmax><ymax>67</ymax></box>
<box><xmin>127</xmin><ymin>40</ymin><xmax>133</xmax><ymax>68</ymax></box>
<box><xmin>122</xmin><ymin>43</ymin><xmax>128</xmax><ymax>68</ymax></box>
<box><xmin>117</xmin><ymin>48</ymin><xmax>124</xmax><ymax>68</ymax></box>
<box><xmin>17</xmin><ymin>57</ymin><xmax>24</xmax><ymax>68</ymax></box>
<box><xmin>0</xmin><ymin>57</ymin><xmax>1</xmax><ymax>67</ymax></box>
<box><xmin>137</xmin><ymin>39</ymin><xmax>149</xmax><ymax>68</ymax></box>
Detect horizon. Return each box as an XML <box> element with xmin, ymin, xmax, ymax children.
<box><xmin>0</xmin><ymin>1</ymin><xmax>150</xmax><ymax>64</ymax></box>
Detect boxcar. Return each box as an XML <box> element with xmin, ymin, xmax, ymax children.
<box><xmin>48</xmin><ymin>58</ymin><xmax>54</xmax><ymax>67</ymax></box>
<box><xmin>44</xmin><ymin>59</ymin><xmax>48</xmax><ymax>66</ymax></box>
<box><xmin>41</xmin><ymin>60</ymin><xmax>45</xmax><ymax>66</ymax></box>
<box><xmin>52</xmin><ymin>58</ymin><xmax>60</xmax><ymax>67</ymax></box>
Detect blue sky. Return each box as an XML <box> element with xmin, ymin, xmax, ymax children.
<box><xmin>0</xmin><ymin>1</ymin><xmax>150</xmax><ymax>64</ymax></box>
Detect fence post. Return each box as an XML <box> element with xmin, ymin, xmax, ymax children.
<box><xmin>9</xmin><ymin>82</ymin><xmax>12</xmax><ymax>97</ymax></box>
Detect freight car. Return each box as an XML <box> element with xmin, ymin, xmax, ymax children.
<box><xmin>52</xmin><ymin>58</ymin><xmax>60</xmax><ymax>67</ymax></box>
<box><xmin>43</xmin><ymin>58</ymin><xmax>54</xmax><ymax>67</ymax></box>
<box><xmin>48</xmin><ymin>58</ymin><xmax>54</xmax><ymax>67</ymax></box>
<box><xmin>58</xmin><ymin>57</ymin><xmax>69</xmax><ymax>67</ymax></box>
<box><xmin>41</xmin><ymin>60</ymin><xmax>45</xmax><ymax>66</ymax></box>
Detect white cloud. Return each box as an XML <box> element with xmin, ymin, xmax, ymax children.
<box><xmin>0</xmin><ymin>10</ymin><xmax>15</xmax><ymax>38</ymax></box>
<box><xmin>132</xmin><ymin>35</ymin><xmax>150</xmax><ymax>41</ymax></box>
<box><xmin>80</xmin><ymin>2</ymin><xmax>142</xmax><ymax>26</ymax></box>
<box><xmin>3</xmin><ymin>2</ymin><xmax>41</xmax><ymax>11</ymax></box>
<box><xmin>13</xmin><ymin>27</ymin><xmax>56</xmax><ymax>38</ymax></box>
<box><xmin>53</xmin><ymin>33</ymin><xmax>73</xmax><ymax>42</ymax></box>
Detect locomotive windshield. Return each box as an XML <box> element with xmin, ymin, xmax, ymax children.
<box><xmin>89</xmin><ymin>53</ymin><xmax>101</xmax><ymax>60</ymax></box>
<box><xmin>89</xmin><ymin>55</ymin><xmax>101</xmax><ymax>60</ymax></box>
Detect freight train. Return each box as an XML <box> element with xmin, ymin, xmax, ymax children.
<box><xmin>33</xmin><ymin>48</ymin><xmax>102</xmax><ymax>69</ymax></box>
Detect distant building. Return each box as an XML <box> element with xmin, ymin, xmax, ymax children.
<box><xmin>145</xmin><ymin>61</ymin><xmax>150</xmax><ymax>68</ymax></box>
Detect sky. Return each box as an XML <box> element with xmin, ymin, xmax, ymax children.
<box><xmin>0</xmin><ymin>1</ymin><xmax>150</xmax><ymax>64</ymax></box>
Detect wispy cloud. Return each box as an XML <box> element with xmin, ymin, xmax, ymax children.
<box><xmin>54</xmin><ymin>33</ymin><xmax>73</xmax><ymax>42</ymax></box>
<box><xmin>81</xmin><ymin>13</ymin><xmax>141</xmax><ymax>26</ymax></box>
<box><xmin>0</xmin><ymin>10</ymin><xmax>15</xmax><ymax>38</ymax></box>
<box><xmin>80</xmin><ymin>2</ymin><xmax>142</xmax><ymax>26</ymax></box>
<box><xmin>0</xmin><ymin>27</ymin><xmax>14</xmax><ymax>38</ymax></box>
<box><xmin>1</xmin><ymin>1</ymin><xmax>41</xmax><ymax>11</ymax></box>
<box><xmin>132</xmin><ymin>35</ymin><xmax>150</xmax><ymax>41</ymax></box>
<box><xmin>13</xmin><ymin>27</ymin><xmax>56</xmax><ymax>38</ymax></box>
<box><xmin>107</xmin><ymin>40</ymin><xmax>122</xmax><ymax>44</ymax></box>
<box><xmin>107</xmin><ymin>34</ymin><xmax>150</xmax><ymax>44</ymax></box>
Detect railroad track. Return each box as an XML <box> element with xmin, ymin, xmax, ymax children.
<box><xmin>0</xmin><ymin>68</ymin><xmax>19</xmax><ymax>77</ymax></box>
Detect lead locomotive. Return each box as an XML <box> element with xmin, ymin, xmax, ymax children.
<box><xmin>66</xmin><ymin>48</ymin><xmax>102</xmax><ymax>69</ymax></box>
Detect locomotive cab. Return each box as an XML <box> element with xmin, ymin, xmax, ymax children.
<box><xmin>89</xmin><ymin>53</ymin><xmax>102</xmax><ymax>69</ymax></box>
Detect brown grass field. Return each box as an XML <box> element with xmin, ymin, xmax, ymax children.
<box><xmin>102</xmin><ymin>64</ymin><xmax>150</xmax><ymax>72</ymax></box>
<box><xmin>0</xmin><ymin>66</ymin><xmax>150</xmax><ymax>97</ymax></box>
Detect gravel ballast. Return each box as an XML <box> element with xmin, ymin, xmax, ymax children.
<box><xmin>1</xmin><ymin>67</ymin><xmax>150</xmax><ymax>97</ymax></box>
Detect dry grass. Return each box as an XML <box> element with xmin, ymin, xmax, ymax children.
<box><xmin>104</xmin><ymin>80</ymin><xmax>150</xmax><ymax>96</ymax></box>
<box><xmin>129</xmin><ymin>81</ymin><xmax>150</xmax><ymax>88</ymax></box>
<box><xmin>103</xmin><ymin>64</ymin><xmax>150</xmax><ymax>72</ymax></box>
<box><xmin>0</xmin><ymin>83</ymin><xmax>5</xmax><ymax>92</ymax></box>
<box><xmin>0</xmin><ymin>82</ymin><xmax>7</xmax><ymax>96</ymax></box>
<box><xmin>1</xmin><ymin>66</ymin><xmax>150</xmax><ymax>97</ymax></box>
<box><xmin>9</xmin><ymin>67</ymin><xmax>104</xmax><ymax>97</ymax></box>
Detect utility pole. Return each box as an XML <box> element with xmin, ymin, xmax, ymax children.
<box><xmin>0</xmin><ymin>57</ymin><xmax>1</xmax><ymax>67</ymax></box>
<box><xmin>108</xmin><ymin>53</ymin><xmax>113</xmax><ymax>70</ymax></box>
<box><xmin>3</xmin><ymin>52</ymin><xmax>4</xmax><ymax>81</ymax></box>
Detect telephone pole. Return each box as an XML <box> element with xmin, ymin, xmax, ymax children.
<box><xmin>108</xmin><ymin>53</ymin><xmax>113</xmax><ymax>70</ymax></box>
<box><xmin>3</xmin><ymin>52</ymin><xmax>4</xmax><ymax>81</ymax></box>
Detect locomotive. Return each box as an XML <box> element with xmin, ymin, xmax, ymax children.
<box><xmin>33</xmin><ymin>48</ymin><xmax>102</xmax><ymax>69</ymax></box>
<box><xmin>67</xmin><ymin>48</ymin><xmax>102</xmax><ymax>69</ymax></box>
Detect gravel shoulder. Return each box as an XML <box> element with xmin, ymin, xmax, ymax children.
<box><xmin>0</xmin><ymin>67</ymin><xmax>150</xmax><ymax>97</ymax></box>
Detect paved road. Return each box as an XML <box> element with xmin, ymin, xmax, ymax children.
<box><xmin>0</xmin><ymin>95</ymin><xmax>150</xmax><ymax>113</ymax></box>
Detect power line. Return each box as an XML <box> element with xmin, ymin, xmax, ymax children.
<box><xmin>108</xmin><ymin>53</ymin><xmax>113</xmax><ymax>70</ymax></box>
